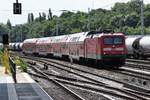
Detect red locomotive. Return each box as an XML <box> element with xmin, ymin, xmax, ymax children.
<box><xmin>22</xmin><ymin>31</ymin><xmax>126</xmax><ymax>67</ymax></box>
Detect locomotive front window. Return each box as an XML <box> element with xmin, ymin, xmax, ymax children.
<box><xmin>104</xmin><ymin>37</ymin><xmax>113</xmax><ymax>45</ymax></box>
<box><xmin>114</xmin><ymin>37</ymin><xmax>123</xmax><ymax>45</ymax></box>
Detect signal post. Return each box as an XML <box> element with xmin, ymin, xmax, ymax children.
<box><xmin>2</xmin><ymin>34</ymin><xmax>9</xmax><ymax>74</ymax></box>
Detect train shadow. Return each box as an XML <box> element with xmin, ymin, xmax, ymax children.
<box><xmin>34</xmin><ymin>54</ymin><xmax>123</xmax><ymax>71</ymax></box>
<box><xmin>73</xmin><ymin>59</ymin><xmax>122</xmax><ymax>71</ymax></box>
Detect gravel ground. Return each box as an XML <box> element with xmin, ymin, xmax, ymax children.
<box><xmin>40</xmin><ymin>62</ymin><xmax>123</xmax><ymax>88</ymax></box>
<box><xmin>25</xmin><ymin>58</ymin><xmax>149</xmax><ymax>99</ymax></box>
<box><xmin>59</xmin><ymin>61</ymin><xmax>148</xmax><ymax>89</ymax></box>
<box><xmin>31</xmin><ymin>75</ymin><xmax>79</xmax><ymax>100</ymax></box>
<box><xmin>36</xmin><ymin>62</ymin><xmax>95</xmax><ymax>83</ymax></box>
<box><xmin>26</xmin><ymin>57</ymin><xmax>131</xmax><ymax>88</ymax></box>
<box><xmin>30</xmin><ymin>74</ymin><xmax>118</xmax><ymax>100</ymax></box>
<box><xmin>66</xmin><ymin>85</ymin><xmax>125</xmax><ymax>100</ymax></box>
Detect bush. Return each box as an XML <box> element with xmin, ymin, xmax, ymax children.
<box><xmin>0</xmin><ymin>50</ymin><xmax>3</xmax><ymax>65</ymax></box>
<box><xmin>20</xmin><ymin>60</ymin><xmax>28</xmax><ymax>72</ymax></box>
<box><xmin>15</xmin><ymin>56</ymin><xmax>27</xmax><ymax>72</ymax></box>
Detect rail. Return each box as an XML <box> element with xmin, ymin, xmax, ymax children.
<box><xmin>9</xmin><ymin>57</ymin><xmax>17</xmax><ymax>83</ymax></box>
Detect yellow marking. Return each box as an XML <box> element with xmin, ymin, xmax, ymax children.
<box><xmin>2</xmin><ymin>47</ymin><xmax>9</xmax><ymax>74</ymax></box>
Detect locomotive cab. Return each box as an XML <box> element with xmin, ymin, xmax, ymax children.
<box><xmin>85</xmin><ymin>31</ymin><xmax>126</xmax><ymax>67</ymax></box>
<box><xmin>101</xmin><ymin>33</ymin><xmax>126</xmax><ymax>66</ymax></box>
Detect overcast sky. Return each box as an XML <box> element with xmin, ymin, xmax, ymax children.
<box><xmin>0</xmin><ymin>0</ymin><xmax>150</xmax><ymax>26</ymax></box>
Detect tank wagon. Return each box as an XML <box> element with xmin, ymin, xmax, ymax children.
<box><xmin>18</xmin><ymin>43</ymin><xmax>23</xmax><ymax>51</ymax></box>
<box><xmin>9</xmin><ymin>42</ymin><xmax>23</xmax><ymax>51</ymax></box>
<box><xmin>14</xmin><ymin>43</ymin><xmax>20</xmax><ymax>51</ymax></box>
<box><xmin>0</xmin><ymin>43</ymin><xmax>3</xmax><ymax>50</ymax></box>
<box><xmin>22</xmin><ymin>31</ymin><xmax>126</xmax><ymax>67</ymax></box>
<box><xmin>125</xmin><ymin>35</ymin><xmax>150</xmax><ymax>59</ymax></box>
<box><xmin>9</xmin><ymin>43</ymin><xmax>13</xmax><ymax>50</ymax></box>
<box><xmin>125</xmin><ymin>35</ymin><xmax>142</xmax><ymax>58</ymax></box>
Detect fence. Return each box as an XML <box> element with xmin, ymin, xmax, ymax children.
<box><xmin>9</xmin><ymin>57</ymin><xmax>17</xmax><ymax>83</ymax></box>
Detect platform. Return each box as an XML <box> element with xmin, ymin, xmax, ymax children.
<box><xmin>0</xmin><ymin>66</ymin><xmax>53</xmax><ymax>100</ymax></box>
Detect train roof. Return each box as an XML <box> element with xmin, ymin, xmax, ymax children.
<box><xmin>36</xmin><ymin>37</ymin><xmax>50</xmax><ymax>44</ymax></box>
<box><xmin>67</xmin><ymin>32</ymin><xmax>88</xmax><ymax>42</ymax></box>
<box><xmin>23</xmin><ymin>31</ymin><xmax>125</xmax><ymax>44</ymax></box>
<box><xmin>23</xmin><ymin>38</ymin><xmax>38</xmax><ymax>43</ymax></box>
<box><xmin>49</xmin><ymin>32</ymin><xmax>88</xmax><ymax>43</ymax></box>
<box><xmin>86</xmin><ymin>32</ymin><xmax>124</xmax><ymax>38</ymax></box>
<box><xmin>50</xmin><ymin>35</ymin><xmax>67</xmax><ymax>43</ymax></box>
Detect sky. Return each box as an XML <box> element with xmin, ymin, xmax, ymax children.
<box><xmin>0</xmin><ymin>0</ymin><xmax>150</xmax><ymax>26</ymax></box>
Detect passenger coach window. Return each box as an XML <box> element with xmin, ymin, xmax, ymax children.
<box><xmin>114</xmin><ymin>37</ymin><xmax>123</xmax><ymax>45</ymax></box>
<box><xmin>104</xmin><ymin>37</ymin><xmax>113</xmax><ymax>45</ymax></box>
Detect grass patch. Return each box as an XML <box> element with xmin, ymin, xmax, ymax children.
<box><xmin>0</xmin><ymin>50</ymin><xmax>3</xmax><ymax>65</ymax></box>
<box><xmin>15</xmin><ymin>56</ymin><xmax>27</xmax><ymax>72</ymax></box>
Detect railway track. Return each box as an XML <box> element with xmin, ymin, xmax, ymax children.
<box><xmin>18</xmin><ymin>55</ymin><xmax>150</xmax><ymax>100</ymax></box>
<box><xmin>122</xmin><ymin>59</ymin><xmax>150</xmax><ymax>81</ymax></box>
<box><xmin>38</xmin><ymin>57</ymin><xmax>150</xmax><ymax>90</ymax></box>
<box><xmin>27</xmin><ymin>62</ymin><xmax>121</xmax><ymax>100</ymax></box>
<box><xmin>27</xmin><ymin>62</ymin><xmax>85</xmax><ymax>100</ymax></box>
<box><xmin>11</xmin><ymin>52</ymin><xmax>150</xmax><ymax>99</ymax></box>
<box><xmin>126</xmin><ymin>59</ymin><xmax>150</xmax><ymax>70</ymax></box>
<box><xmin>27</xmin><ymin>61</ymin><xmax>145</xmax><ymax>100</ymax></box>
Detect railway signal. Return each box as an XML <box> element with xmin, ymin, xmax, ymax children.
<box><xmin>2</xmin><ymin>34</ymin><xmax>9</xmax><ymax>45</ymax></box>
<box><xmin>2</xmin><ymin>34</ymin><xmax>9</xmax><ymax>74</ymax></box>
<box><xmin>13</xmin><ymin>0</ymin><xmax>22</xmax><ymax>14</ymax></box>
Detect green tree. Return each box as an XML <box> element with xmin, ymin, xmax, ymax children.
<box><xmin>9</xmin><ymin>1</ymin><xmax>150</xmax><ymax>40</ymax></box>
<box><xmin>48</xmin><ymin>8</ymin><xmax>53</xmax><ymax>20</ymax></box>
<box><xmin>39</xmin><ymin>13</ymin><xmax>42</xmax><ymax>22</ymax></box>
<box><xmin>144</xmin><ymin>11</ymin><xmax>150</xmax><ymax>27</ymax></box>
<box><xmin>128</xmin><ymin>0</ymin><xmax>141</xmax><ymax>14</ymax></box>
<box><xmin>111</xmin><ymin>15</ymin><xmax>125</xmax><ymax>28</ymax></box>
<box><xmin>27</xmin><ymin>13</ymin><xmax>31</xmax><ymax>23</ymax></box>
<box><xmin>6</xmin><ymin>19</ymin><xmax>12</xmax><ymax>30</ymax></box>
<box><xmin>30</xmin><ymin>13</ymin><xmax>34</xmax><ymax>22</ymax></box>
<box><xmin>124</xmin><ymin>13</ymin><xmax>139</xmax><ymax>28</ymax></box>
<box><xmin>112</xmin><ymin>3</ymin><xmax>128</xmax><ymax>14</ymax></box>
<box><xmin>42</xmin><ymin>12</ymin><xmax>46</xmax><ymax>20</ymax></box>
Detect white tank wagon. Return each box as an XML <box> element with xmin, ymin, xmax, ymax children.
<box><xmin>14</xmin><ymin>43</ymin><xmax>20</xmax><ymax>51</ymax></box>
<box><xmin>18</xmin><ymin>43</ymin><xmax>23</xmax><ymax>51</ymax></box>
<box><xmin>9</xmin><ymin>43</ymin><xmax>12</xmax><ymax>50</ymax></box>
<box><xmin>125</xmin><ymin>35</ymin><xmax>142</xmax><ymax>57</ymax></box>
<box><xmin>125</xmin><ymin>35</ymin><xmax>150</xmax><ymax>59</ymax></box>
<box><xmin>9</xmin><ymin>43</ymin><xmax>22</xmax><ymax>51</ymax></box>
<box><xmin>139</xmin><ymin>36</ymin><xmax>150</xmax><ymax>57</ymax></box>
<box><xmin>0</xmin><ymin>43</ymin><xmax>3</xmax><ymax>50</ymax></box>
<box><xmin>12</xmin><ymin>43</ymin><xmax>16</xmax><ymax>50</ymax></box>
